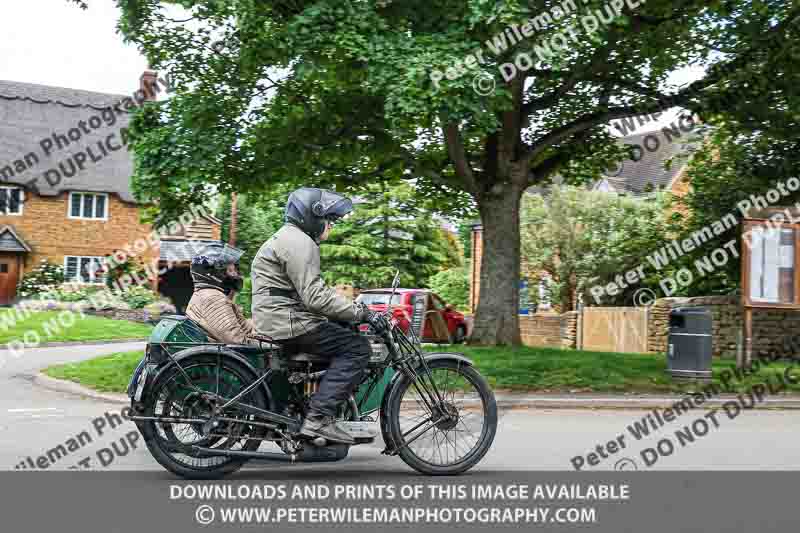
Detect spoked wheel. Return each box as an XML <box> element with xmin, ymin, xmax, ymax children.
<box><xmin>139</xmin><ymin>354</ymin><xmax>270</xmax><ymax>479</ymax></box>
<box><xmin>385</xmin><ymin>359</ymin><xmax>497</xmax><ymax>475</ymax></box>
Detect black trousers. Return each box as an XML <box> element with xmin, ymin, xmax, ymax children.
<box><xmin>275</xmin><ymin>321</ymin><xmax>371</xmax><ymax>417</ymax></box>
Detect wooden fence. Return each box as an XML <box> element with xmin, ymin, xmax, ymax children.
<box><xmin>580</xmin><ymin>307</ymin><xmax>649</xmax><ymax>353</ymax></box>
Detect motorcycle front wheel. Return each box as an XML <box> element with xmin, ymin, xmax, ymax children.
<box><xmin>384</xmin><ymin>358</ymin><xmax>497</xmax><ymax>475</ymax></box>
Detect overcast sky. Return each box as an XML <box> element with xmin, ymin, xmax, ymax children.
<box><xmin>0</xmin><ymin>1</ymin><xmax>148</xmax><ymax>95</ymax></box>
<box><xmin>1</xmin><ymin>0</ymin><xmax>700</xmax><ymax>132</ymax></box>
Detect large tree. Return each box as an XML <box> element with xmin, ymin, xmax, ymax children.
<box><xmin>118</xmin><ymin>0</ymin><xmax>800</xmax><ymax>344</ymax></box>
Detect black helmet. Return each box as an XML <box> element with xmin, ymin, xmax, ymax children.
<box><xmin>191</xmin><ymin>242</ymin><xmax>245</xmax><ymax>294</ymax></box>
<box><xmin>284</xmin><ymin>187</ymin><xmax>353</xmax><ymax>241</ymax></box>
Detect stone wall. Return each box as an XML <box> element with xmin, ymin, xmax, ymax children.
<box><xmin>647</xmin><ymin>295</ymin><xmax>800</xmax><ymax>359</ymax></box>
<box><xmin>85</xmin><ymin>308</ymin><xmax>162</xmax><ymax>324</ymax></box>
<box><xmin>560</xmin><ymin>311</ymin><xmax>579</xmax><ymax>349</ymax></box>
<box><xmin>519</xmin><ymin>312</ymin><xmax>577</xmax><ymax>349</ymax></box>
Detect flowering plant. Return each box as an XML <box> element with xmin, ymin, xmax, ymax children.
<box><xmin>17</xmin><ymin>260</ymin><xmax>65</xmax><ymax>298</ymax></box>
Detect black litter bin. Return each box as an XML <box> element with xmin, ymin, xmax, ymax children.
<box><xmin>667</xmin><ymin>307</ymin><xmax>713</xmax><ymax>379</ymax></box>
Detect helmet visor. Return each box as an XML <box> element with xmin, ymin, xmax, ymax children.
<box><xmin>318</xmin><ymin>190</ymin><xmax>353</xmax><ymax>220</ymax></box>
<box><xmin>198</xmin><ymin>242</ymin><xmax>245</xmax><ymax>264</ymax></box>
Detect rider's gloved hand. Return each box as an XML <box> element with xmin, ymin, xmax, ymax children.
<box><xmin>354</xmin><ymin>302</ymin><xmax>372</xmax><ymax>324</ymax></box>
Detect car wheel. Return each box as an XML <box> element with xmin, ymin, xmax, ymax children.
<box><xmin>453</xmin><ymin>325</ymin><xmax>467</xmax><ymax>344</ymax></box>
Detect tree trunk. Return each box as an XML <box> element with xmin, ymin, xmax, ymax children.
<box><xmin>470</xmin><ymin>184</ymin><xmax>524</xmax><ymax>345</ymax></box>
<box><xmin>560</xmin><ymin>280</ymin><xmax>575</xmax><ymax>313</ymax></box>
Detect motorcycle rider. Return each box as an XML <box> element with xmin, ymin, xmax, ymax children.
<box><xmin>185</xmin><ymin>242</ymin><xmax>259</xmax><ymax>345</ymax></box>
<box><xmin>251</xmin><ymin>187</ymin><xmax>372</xmax><ymax>445</ymax></box>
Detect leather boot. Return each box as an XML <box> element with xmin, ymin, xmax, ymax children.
<box><xmin>299</xmin><ymin>411</ymin><xmax>356</xmax><ymax>444</ymax></box>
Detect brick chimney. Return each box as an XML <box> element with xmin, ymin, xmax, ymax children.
<box><xmin>139</xmin><ymin>70</ymin><xmax>159</xmax><ymax>101</ymax></box>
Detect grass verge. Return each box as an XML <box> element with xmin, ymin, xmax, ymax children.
<box><xmin>43</xmin><ymin>344</ymin><xmax>800</xmax><ymax>395</ymax></box>
<box><xmin>0</xmin><ymin>309</ymin><xmax>152</xmax><ymax>345</ymax></box>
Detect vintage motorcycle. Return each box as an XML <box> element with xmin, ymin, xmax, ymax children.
<box><xmin>127</xmin><ymin>273</ymin><xmax>497</xmax><ymax>479</ymax></box>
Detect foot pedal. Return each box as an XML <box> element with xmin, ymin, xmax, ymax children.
<box><xmin>338</xmin><ymin>421</ymin><xmax>378</xmax><ymax>439</ymax></box>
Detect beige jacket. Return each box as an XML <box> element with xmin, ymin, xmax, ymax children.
<box><xmin>251</xmin><ymin>223</ymin><xmax>357</xmax><ymax>340</ymax></box>
<box><xmin>185</xmin><ymin>288</ymin><xmax>258</xmax><ymax>345</ymax></box>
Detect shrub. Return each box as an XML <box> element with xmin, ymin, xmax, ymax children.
<box><xmin>118</xmin><ymin>286</ymin><xmax>158</xmax><ymax>309</ymax></box>
<box><xmin>17</xmin><ymin>260</ymin><xmax>65</xmax><ymax>298</ymax></box>
<box><xmin>235</xmin><ymin>277</ymin><xmax>253</xmax><ymax>318</ymax></box>
<box><xmin>427</xmin><ymin>267</ymin><xmax>469</xmax><ymax>311</ymax></box>
<box><xmin>105</xmin><ymin>256</ymin><xmax>151</xmax><ymax>290</ymax></box>
<box><xmin>45</xmin><ymin>284</ymin><xmax>106</xmax><ymax>302</ymax></box>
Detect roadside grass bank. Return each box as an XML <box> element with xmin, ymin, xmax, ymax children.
<box><xmin>43</xmin><ymin>345</ymin><xmax>800</xmax><ymax>395</ymax></box>
<box><xmin>1</xmin><ymin>309</ymin><xmax>152</xmax><ymax>345</ymax></box>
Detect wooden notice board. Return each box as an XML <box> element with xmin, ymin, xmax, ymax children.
<box><xmin>740</xmin><ymin>207</ymin><xmax>800</xmax><ymax>366</ymax></box>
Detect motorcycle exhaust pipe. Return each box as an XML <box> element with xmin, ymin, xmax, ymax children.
<box><xmin>192</xmin><ymin>445</ymin><xmax>296</xmax><ymax>463</ymax></box>
<box><xmin>192</xmin><ymin>443</ymin><xmax>348</xmax><ymax>463</ymax></box>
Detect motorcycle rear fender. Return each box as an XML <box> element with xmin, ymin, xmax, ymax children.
<box><xmin>378</xmin><ymin>352</ymin><xmax>474</xmax><ymax>450</ymax></box>
<box><xmin>143</xmin><ymin>346</ymin><xmax>274</xmax><ymax>408</ymax></box>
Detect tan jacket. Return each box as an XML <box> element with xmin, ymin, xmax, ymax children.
<box><xmin>252</xmin><ymin>223</ymin><xmax>357</xmax><ymax>340</ymax></box>
<box><xmin>186</xmin><ymin>288</ymin><xmax>258</xmax><ymax>345</ymax></box>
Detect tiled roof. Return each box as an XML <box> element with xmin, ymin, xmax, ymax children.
<box><xmin>0</xmin><ymin>80</ymin><xmax>137</xmax><ymax>202</ymax></box>
<box><xmin>0</xmin><ymin>80</ymin><xmax>128</xmax><ymax>110</ymax></box>
<box><xmin>522</xmin><ymin>127</ymin><xmax>703</xmax><ymax>200</ymax></box>
<box><xmin>599</xmin><ymin>129</ymin><xmax>701</xmax><ymax>196</ymax></box>
<box><xmin>0</xmin><ymin>225</ymin><xmax>32</xmax><ymax>252</ymax></box>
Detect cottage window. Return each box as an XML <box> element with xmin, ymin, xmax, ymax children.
<box><xmin>64</xmin><ymin>256</ymin><xmax>106</xmax><ymax>283</ymax></box>
<box><xmin>68</xmin><ymin>192</ymin><xmax>108</xmax><ymax>220</ymax></box>
<box><xmin>0</xmin><ymin>186</ymin><xmax>23</xmax><ymax>215</ymax></box>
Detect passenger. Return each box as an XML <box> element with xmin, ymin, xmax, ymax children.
<box><xmin>185</xmin><ymin>243</ymin><xmax>259</xmax><ymax>345</ymax></box>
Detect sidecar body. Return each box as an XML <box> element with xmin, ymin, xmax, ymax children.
<box><xmin>129</xmin><ymin>315</ymin><xmax>393</xmax><ymax>415</ymax></box>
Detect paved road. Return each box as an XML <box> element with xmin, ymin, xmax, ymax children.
<box><xmin>1</xmin><ymin>342</ymin><xmax>799</xmax><ymax>474</ymax></box>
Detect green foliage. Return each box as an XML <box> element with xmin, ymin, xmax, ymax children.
<box><xmin>118</xmin><ymin>286</ymin><xmax>159</xmax><ymax>309</ymax></box>
<box><xmin>321</xmin><ymin>181</ymin><xmax>456</xmax><ymax>288</ymax></box>
<box><xmin>17</xmin><ymin>260</ymin><xmax>66</xmax><ymax>298</ymax></box>
<box><xmin>105</xmin><ymin>256</ymin><xmax>150</xmax><ymax>290</ymax></box>
<box><xmin>521</xmin><ymin>187</ymin><xmax>669</xmax><ymax>309</ymax></box>
<box><xmin>46</xmin><ymin>285</ymin><xmax>105</xmax><ymax>302</ymax></box>
<box><xmin>665</xmin><ymin>118</ymin><xmax>800</xmax><ymax>296</ymax></box>
<box><xmin>457</xmin><ymin>222</ymin><xmax>474</xmax><ymax>260</ymax></box>
<box><xmin>218</xmin><ymin>189</ymin><xmax>289</xmax><ymax>275</ymax></box>
<box><xmin>235</xmin><ymin>277</ymin><xmax>253</xmax><ymax>318</ymax></box>
<box><xmin>428</xmin><ymin>267</ymin><xmax>469</xmax><ymax>311</ymax></box>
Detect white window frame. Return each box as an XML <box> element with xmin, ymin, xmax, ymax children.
<box><xmin>0</xmin><ymin>186</ymin><xmax>24</xmax><ymax>216</ymax></box>
<box><xmin>63</xmin><ymin>255</ymin><xmax>107</xmax><ymax>284</ymax></box>
<box><xmin>67</xmin><ymin>192</ymin><xmax>108</xmax><ymax>221</ymax></box>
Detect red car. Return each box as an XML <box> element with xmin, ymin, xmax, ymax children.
<box><xmin>356</xmin><ymin>289</ymin><xmax>468</xmax><ymax>344</ymax></box>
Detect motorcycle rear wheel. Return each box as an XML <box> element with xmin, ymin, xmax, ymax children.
<box><xmin>138</xmin><ymin>354</ymin><xmax>270</xmax><ymax>480</ymax></box>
